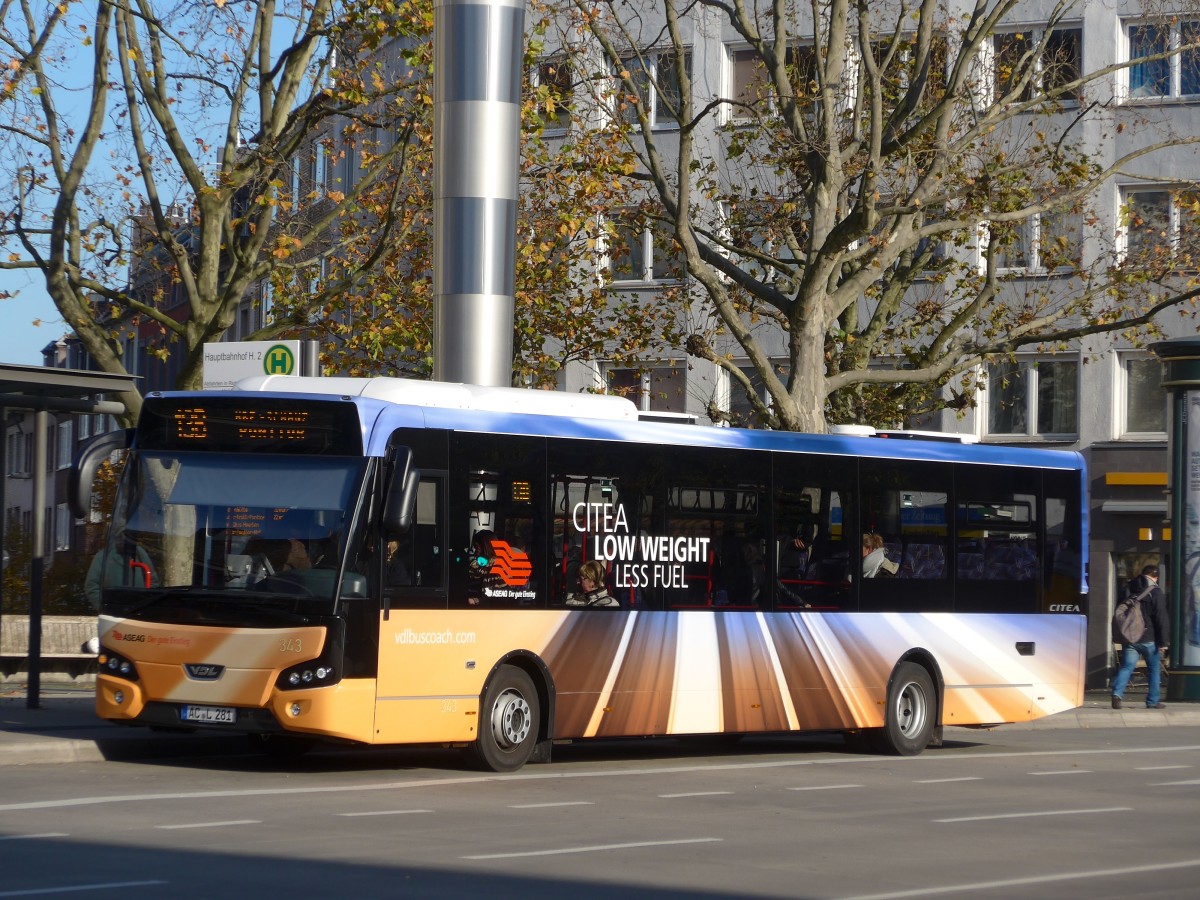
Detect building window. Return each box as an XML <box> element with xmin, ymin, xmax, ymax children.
<box><xmin>993</xmin><ymin>27</ymin><xmax>1082</xmax><ymax>103</ymax></box>
<box><xmin>992</xmin><ymin>206</ymin><xmax>1083</xmax><ymax>271</ymax></box>
<box><xmin>607</xmin><ymin>215</ymin><xmax>684</xmax><ymax>282</ymax></box>
<box><xmin>54</xmin><ymin>503</ymin><xmax>71</xmax><ymax>552</ymax></box>
<box><xmin>1120</xmin><ymin>186</ymin><xmax>1199</xmax><ymax>263</ymax></box>
<box><xmin>535</xmin><ymin>57</ymin><xmax>572</xmax><ymax>131</ymax></box>
<box><xmin>56</xmin><ymin>420</ymin><xmax>72</xmax><ymax>470</ymax></box>
<box><xmin>617</xmin><ymin>50</ymin><xmax>690</xmax><ymax>127</ymax></box>
<box><xmin>606</xmin><ymin>366</ymin><xmax>687</xmax><ymax>413</ymax></box>
<box><xmin>1125</xmin><ymin>20</ymin><xmax>1200</xmax><ymax>99</ymax></box>
<box><xmin>1124</xmin><ymin>356</ymin><xmax>1167</xmax><ymax>435</ymax></box>
<box><xmin>729</xmin><ymin>45</ymin><xmax>819</xmax><ymax>121</ymax></box>
<box><xmin>986</xmin><ymin>358</ymin><xmax>1078</xmax><ymax>438</ymax></box>
<box><xmin>6</xmin><ymin>430</ymin><xmax>31</xmax><ymax>476</ymax></box>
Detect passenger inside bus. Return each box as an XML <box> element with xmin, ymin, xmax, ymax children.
<box><xmin>565</xmin><ymin>559</ymin><xmax>619</xmax><ymax>608</ymax></box>
<box><xmin>861</xmin><ymin>532</ymin><xmax>898</xmax><ymax>578</ymax></box>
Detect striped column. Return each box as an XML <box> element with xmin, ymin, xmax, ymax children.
<box><xmin>432</xmin><ymin>0</ymin><xmax>526</xmax><ymax>386</ymax></box>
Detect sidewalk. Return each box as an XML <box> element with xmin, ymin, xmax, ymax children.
<box><xmin>3</xmin><ymin>684</ymin><xmax>1199</xmax><ymax>768</ymax></box>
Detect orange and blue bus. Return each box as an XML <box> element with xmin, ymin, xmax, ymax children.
<box><xmin>72</xmin><ymin>377</ymin><xmax>1087</xmax><ymax>771</ymax></box>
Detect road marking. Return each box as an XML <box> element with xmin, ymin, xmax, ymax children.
<box><xmin>4</xmin><ymin>744</ymin><xmax>1200</xmax><ymax>812</ymax></box>
<box><xmin>914</xmin><ymin>777</ymin><xmax>981</xmax><ymax>784</ymax></box>
<box><xmin>841</xmin><ymin>857</ymin><xmax>1200</xmax><ymax>900</ymax></box>
<box><xmin>1028</xmin><ymin>770</ymin><xmax>1091</xmax><ymax>776</ymax></box>
<box><xmin>657</xmin><ymin>791</ymin><xmax>733</xmax><ymax>798</ymax></box>
<box><xmin>507</xmin><ymin>801</ymin><xmax>594</xmax><ymax>809</ymax></box>
<box><xmin>787</xmin><ymin>784</ymin><xmax>862</xmax><ymax>791</ymax></box>
<box><xmin>1137</xmin><ymin>765</ymin><xmax>1190</xmax><ymax>771</ymax></box>
<box><xmin>935</xmin><ymin>806</ymin><xmax>1129</xmax><ymax>823</ymax></box>
<box><xmin>337</xmin><ymin>810</ymin><xmax>433</xmax><ymax>817</ymax></box>
<box><xmin>462</xmin><ymin>837</ymin><xmax>722</xmax><ymax>860</ymax></box>
<box><xmin>1151</xmin><ymin>779</ymin><xmax>1200</xmax><ymax>786</ymax></box>
<box><xmin>0</xmin><ymin>881</ymin><xmax>168</xmax><ymax>897</ymax></box>
<box><xmin>155</xmin><ymin>820</ymin><xmax>260</xmax><ymax>830</ymax></box>
<box><xmin>0</xmin><ymin>834</ymin><xmax>68</xmax><ymax>842</ymax></box>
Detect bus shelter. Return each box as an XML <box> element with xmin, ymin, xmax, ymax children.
<box><xmin>1152</xmin><ymin>338</ymin><xmax>1200</xmax><ymax>700</ymax></box>
<box><xmin>0</xmin><ymin>362</ymin><xmax>138</xmax><ymax>708</ymax></box>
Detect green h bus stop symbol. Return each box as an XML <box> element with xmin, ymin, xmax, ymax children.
<box><xmin>263</xmin><ymin>344</ymin><xmax>296</xmax><ymax>376</ymax></box>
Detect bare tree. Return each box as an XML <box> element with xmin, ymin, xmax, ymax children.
<box><xmin>569</xmin><ymin>0</ymin><xmax>1200</xmax><ymax>430</ymax></box>
<box><xmin>0</xmin><ymin>0</ymin><xmax>420</xmax><ymax>420</ymax></box>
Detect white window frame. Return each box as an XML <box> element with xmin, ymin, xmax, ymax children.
<box><xmin>604</xmin><ymin>364</ymin><xmax>688</xmax><ymax>413</ymax></box>
<box><xmin>534</xmin><ymin>56</ymin><xmax>573</xmax><ymax>133</ymax></box>
<box><xmin>1118</xmin><ymin>353</ymin><xmax>1168</xmax><ymax>439</ymax></box>
<box><xmin>54</xmin><ymin>503</ymin><xmax>71</xmax><ymax>552</ymax></box>
<box><xmin>55</xmin><ymin>420</ymin><xmax>71</xmax><ymax>471</ymax></box>
<box><xmin>981</xmin><ymin>357</ymin><xmax>1079</xmax><ymax>440</ymax></box>
<box><xmin>605</xmin><ymin>215</ymin><xmax>684</xmax><ymax>284</ymax></box>
<box><xmin>616</xmin><ymin>49</ymin><xmax>690</xmax><ymax>129</ymax></box>
<box><xmin>989</xmin><ymin>25</ymin><xmax>1082</xmax><ymax>105</ymax></box>
<box><xmin>1121</xmin><ymin>18</ymin><xmax>1200</xmax><ymax>101</ymax></box>
<box><xmin>1118</xmin><ymin>184</ymin><xmax>1195</xmax><ymax>261</ymax></box>
<box><xmin>991</xmin><ymin>206</ymin><xmax>1084</xmax><ymax>273</ymax></box>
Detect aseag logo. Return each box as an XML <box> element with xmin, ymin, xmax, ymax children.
<box><xmin>490</xmin><ymin>540</ymin><xmax>532</xmax><ymax>587</ymax></box>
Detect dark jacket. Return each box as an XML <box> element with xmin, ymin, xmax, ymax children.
<box><xmin>1113</xmin><ymin>575</ymin><xmax>1171</xmax><ymax>646</ymax></box>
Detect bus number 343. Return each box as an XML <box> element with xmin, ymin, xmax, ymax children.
<box><xmin>279</xmin><ymin>638</ymin><xmax>303</xmax><ymax>653</ymax></box>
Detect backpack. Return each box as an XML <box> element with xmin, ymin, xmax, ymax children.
<box><xmin>1112</xmin><ymin>582</ymin><xmax>1153</xmax><ymax>644</ymax></box>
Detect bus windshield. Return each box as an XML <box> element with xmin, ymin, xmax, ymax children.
<box><xmin>94</xmin><ymin>451</ymin><xmax>368</xmax><ymax>616</ymax></box>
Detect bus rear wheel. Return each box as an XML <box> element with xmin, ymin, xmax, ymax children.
<box><xmin>876</xmin><ymin>661</ymin><xmax>935</xmax><ymax>756</ymax></box>
<box><xmin>471</xmin><ymin>665</ymin><xmax>540</xmax><ymax>773</ymax></box>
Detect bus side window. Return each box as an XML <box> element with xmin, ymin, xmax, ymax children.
<box><xmin>382</xmin><ymin>476</ymin><xmax>446</xmax><ymax>607</ymax></box>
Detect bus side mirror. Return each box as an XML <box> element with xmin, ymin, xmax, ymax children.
<box><xmin>382</xmin><ymin>446</ymin><xmax>420</xmax><ymax>535</ymax></box>
<box><xmin>69</xmin><ymin>429</ymin><xmax>133</xmax><ymax>519</ymax></box>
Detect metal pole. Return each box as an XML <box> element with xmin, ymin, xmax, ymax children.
<box><xmin>432</xmin><ymin>0</ymin><xmax>525</xmax><ymax>387</ymax></box>
<box><xmin>27</xmin><ymin>408</ymin><xmax>47</xmax><ymax>709</ymax></box>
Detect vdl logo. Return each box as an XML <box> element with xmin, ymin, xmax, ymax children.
<box><xmin>263</xmin><ymin>343</ymin><xmax>296</xmax><ymax>376</ymax></box>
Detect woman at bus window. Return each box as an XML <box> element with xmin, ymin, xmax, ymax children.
<box><xmin>566</xmin><ymin>560</ymin><xmax>619</xmax><ymax>608</ymax></box>
<box><xmin>861</xmin><ymin>532</ymin><xmax>898</xmax><ymax>578</ymax></box>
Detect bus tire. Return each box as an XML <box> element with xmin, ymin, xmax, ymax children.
<box><xmin>471</xmin><ymin>665</ymin><xmax>540</xmax><ymax>773</ymax></box>
<box><xmin>876</xmin><ymin>661</ymin><xmax>936</xmax><ymax>756</ymax></box>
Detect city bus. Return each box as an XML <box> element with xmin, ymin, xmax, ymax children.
<box><xmin>71</xmin><ymin>376</ymin><xmax>1087</xmax><ymax>771</ymax></box>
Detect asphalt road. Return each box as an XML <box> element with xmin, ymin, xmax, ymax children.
<box><xmin>1</xmin><ymin>727</ymin><xmax>1199</xmax><ymax>899</ymax></box>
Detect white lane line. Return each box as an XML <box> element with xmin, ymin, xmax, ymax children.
<box><xmin>935</xmin><ymin>806</ymin><xmax>1129</xmax><ymax>823</ymax></box>
<box><xmin>841</xmin><ymin>857</ymin><xmax>1200</xmax><ymax>900</ymax></box>
<box><xmin>155</xmin><ymin>819</ymin><xmax>260</xmax><ymax>830</ymax></box>
<box><xmin>1137</xmin><ymin>765</ymin><xmax>1191</xmax><ymax>771</ymax></box>
<box><xmin>787</xmin><ymin>784</ymin><xmax>862</xmax><ymax>791</ymax></box>
<box><xmin>337</xmin><ymin>810</ymin><xmax>433</xmax><ymax>817</ymax></box>
<box><xmin>658</xmin><ymin>792</ymin><xmax>733</xmax><ymax>799</ymax></box>
<box><xmin>507</xmin><ymin>801</ymin><xmax>594</xmax><ymax>809</ymax></box>
<box><xmin>914</xmin><ymin>777</ymin><xmax>981</xmax><ymax>784</ymax></box>
<box><xmin>1151</xmin><ymin>779</ymin><xmax>1200</xmax><ymax>786</ymax></box>
<box><xmin>462</xmin><ymin>837</ymin><xmax>722</xmax><ymax>860</ymax></box>
<box><xmin>0</xmin><ymin>881</ymin><xmax>168</xmax><ymax>897</ymax></box>
<box><xmin>5</xmin><ymin>743</ymin><xmax>1200</xmax><ymax>813</ymax></box>
<box><xmin>1029</xmin><ymin>770</ymin><xmax>1091</xmax><ymax>776</ymax></box>
<box><xmin>0</xmin><ymin>834</ymin><xmax>68</xmax><ymax>841</ymax></box>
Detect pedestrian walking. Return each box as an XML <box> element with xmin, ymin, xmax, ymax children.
<box><xmin>1111</xmin><ymin>564</ymin><xmax>1171</xmax><ymax>710</ymax></box>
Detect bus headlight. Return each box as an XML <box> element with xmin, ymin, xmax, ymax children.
<box><xmin>98</xmin><ymin>651</ymin><xmax>139</xmax><ymax>682</ymax></box>
<box><xmin>277</xmin><ymin>661</ymin><xmax>339</xmax><ymax>691</ymax></box>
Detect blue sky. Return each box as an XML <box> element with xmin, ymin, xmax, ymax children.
<box><xmin>1</xmin><ymin>272</ymin><xmax>64</xmax><ymax>366</ymax></box>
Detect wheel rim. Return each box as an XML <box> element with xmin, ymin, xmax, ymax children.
<box><xmin>490</xmin><ymin>688</ymin><xmax>532</xmax><ymax>749</ymax></box>
<box><xmin>895</xmin><ymin>680</ymin><xmax>928</xmax><ymax>739</ymax></box>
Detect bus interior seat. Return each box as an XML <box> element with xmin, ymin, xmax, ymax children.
<box><xmin>903</xmin><ymin>543</ymin><xmax>946</xmax><ymax>579</ymax></box>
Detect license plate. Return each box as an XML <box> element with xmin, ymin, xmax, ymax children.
<box><xmin>181</xmin><ymin>705</ymin><xmax>236</xmax><ymax>724</ymax></box>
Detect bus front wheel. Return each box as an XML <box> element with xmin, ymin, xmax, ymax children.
<box><xmin>471</xmin><ymin>665</ymin><xmax>540</xmax><ymax>773</ymax></box>
<box><xmin>876</xmin><ymin>661</ymin><xmax>935</xmax><ymax>756</ymax></box>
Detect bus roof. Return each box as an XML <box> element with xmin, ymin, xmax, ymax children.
<box><xmin>214</xmin><ymin>376</ymin><xmax>1084</xmax><ymax>471</ymax></box>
